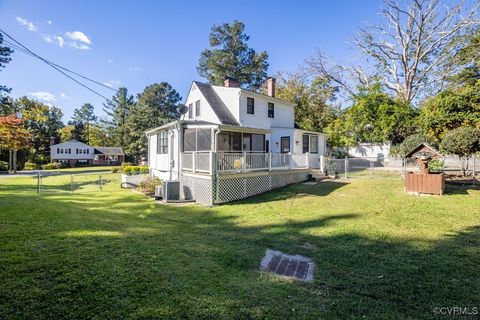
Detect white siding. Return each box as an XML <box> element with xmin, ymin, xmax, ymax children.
<box><xmin>149</xmin><ymin>128</ymin><xmax>180</xmax><ymax>181</ymax></box>
<box><xmin>181</xmin><ymin>83</ymin><xmax>222</xmax><ymax>124</ymax></box>
<box><xmin>348</xmin><ymin>143</ymin><xmax>390</xmax><ymax>158</ymax></box>
<box><xmin>238</xmin><ymin>92</ymin><xmax>294</xmax><ymax>129</ymax></box>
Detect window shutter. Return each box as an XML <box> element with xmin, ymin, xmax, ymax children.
<box><xmin>57</xmin><ymin>148</ymin><xmax>59</xmax><ymax>153</ymax></box>
<box><xmin>69</xmin><ymin>148</ymin><xmax>71</xmax><ymax>154</ymax></box>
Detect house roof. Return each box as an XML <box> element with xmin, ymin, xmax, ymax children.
<box><xmin>405</xmin><ymin>142</ymin><xmax>442</xmax><ymax>159</ymax></box>
<box><xmin>193</xmin><ymin>81</ymin><xmax>239</xmax><ymax>126</ymax></box>
<box><xmin>93</xmin><ymin>146</ymin><xmax>125</xmax><ymax>155</ymax></box>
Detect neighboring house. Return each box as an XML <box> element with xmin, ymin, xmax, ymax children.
<box><xmin>348</xmin><ymin>142</ymin><xmax>391</xmax><ymax>158</ymax></box>
<box><xmin>50</xmin><ymin>140</ymin><xmax>125</xmax><ymax>166</ymax></box>
<box><xmin>146</xmin><ymin>77</ymin><xmax>328</xmax><ymax>205</ymax></box>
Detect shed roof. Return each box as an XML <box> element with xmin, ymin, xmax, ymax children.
<box><xmin>405</xmin><ymin>142</ymin><xmax>442</xmax><ymax>159</ymax></box>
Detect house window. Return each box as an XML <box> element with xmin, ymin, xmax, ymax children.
<box><xmin>302</xmin><ymin>134</ymin><xmax>309</xmax><ymax>153</ymax></box>
<box><xmin>157</xmin><ymin>131</ymin><xmax>168</xmax><ymax>154</ymax></box>
<box><xmin>268</xmin><ymin>102</ymin><xmax>274</xmax><ymax>118</ymax></box>
<box><xmin>281</xmin><ymin>136</ymin><xmax>290</xmax><ymax>154</ymax></box>
<box><xmin>247</xmin><ymin>97</ymin><xmax>254</xmax><ymax>114</ymax></box>
<box><xmin>310</xmin><ymin>135</ymin><xmax>318</xmax><ymax>154</ymax></box>
<box><xmin>195</xmin><ymin>100</ymin><xmax>200</xmax><ymax>116</ymax></box>
<box><xmin>302</xmin><ymin>134</ymin><xmax>319</xmax><ymax>153</ymax></box>
<box><xmin>188</xmin><ymin>103</ymin><xmax>193</xmax><ymax>119</ymax></box>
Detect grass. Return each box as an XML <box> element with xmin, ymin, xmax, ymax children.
<box><xmin>0</xmin><ymin>171</ymin><xmax>478</xmax><ymax>319</ymax></box>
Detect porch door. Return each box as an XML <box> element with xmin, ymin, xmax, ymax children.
<box><xmin>281</xmin><ymin>136</ymin><xmax>290</xmax><ymax>153</ymax></box>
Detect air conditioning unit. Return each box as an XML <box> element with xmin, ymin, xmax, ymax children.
<box><xmin>155</xmin><ymin>181</ymin><xmax>180</xmax><ymax>202</ymax></box>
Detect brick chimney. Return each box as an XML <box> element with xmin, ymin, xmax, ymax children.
<box><xmin>49</xmin><ymin>136</ymin><xmax>56</xmax><ymax>146</ymax></box>
<box><xmin>267</xmin><ymin>77</ymin><xmax>276</xmax><ymax>97</ymax></box>
<box><xmin>224</xmin><ymin>76</ymin><xmax>240</xmax><ymax>88</ymax></box>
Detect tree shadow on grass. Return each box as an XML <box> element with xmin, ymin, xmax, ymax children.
<box><xmin>445</xmin><ymin>181</ymin><xmax>479</xmax><ymax>195</ymax></box>
<box><xmin>228</xmin><ymin>180</ymin><xmax>350</xmax><ymax>205</ymax></box>
<box><xmin>0</xmin><ymin>192</ymin><xmax>478</xmax><ymax>319</ymax></box>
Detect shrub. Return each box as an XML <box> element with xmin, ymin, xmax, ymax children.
<box><xmin>122</xmin><ymin>165</ymin><xmax>148</xmax><ymax>176</ymax></box>
<box><xmin>390</xmin><ymin>134</ymin><xmax>437</xmax><ymax>158</ymax></box>
<box><xmin>440</xmin><ymin>127</ymin><xmax>480</xmax><ymax>176</ymax></box>
<box><xmin>41</xmin><ymin>162</ymin><xmax>63</xmax><ymax>170</ymax></box>
<box><xmin>120</xmin><ymin>162</ymin><xmax>132</xmax><ymax>171</ymax></box>
<box><xmin>428</xmin><ymin>159</ymin><xmax>445</xmax><ymax>173</ymax></box>
<box><xmin>23</xmin><ymin>162</ymin><xmax>38</xmax><ymax>170</ymax></box>
<box><xmin>111</xmin><ymin>167</ymin><xmax>120</xmax><ymax>173</ymax></box>
<box><xmin>0</xmin><ymin>160</ymin><xmax>8</xmax><ymax>171</ymax></box>
<box><xmin>139</xmin><ymin>176</ymin><xmax>162</xmax><ymax>195</ymax></box>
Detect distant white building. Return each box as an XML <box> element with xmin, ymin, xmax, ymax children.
<box><xmin>348</xmin><ymin>143</ymin><xmax>390</xmax><ymax>158</ymax></box>
<box><xmin>146</xmin><ymin>77</ymin><xmax>328</xmax><ymax>205</ymax></box>
<box><xmin>50</xmin><ymin>140</ymin><xmax>125</xmax><ymax>166</ymax></box>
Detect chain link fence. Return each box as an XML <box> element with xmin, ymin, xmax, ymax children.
<box><xmin>323</xmin><ymin>156</ymin><xmax>478</xmax><ymax>185</ymax></box>
<box><xmin>0</xmin><ymin>172</ymin><xmax>122</xmax><ymax>194</ymax></box>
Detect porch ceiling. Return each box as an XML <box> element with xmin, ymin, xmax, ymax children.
<box><xmin>217</xmin><ymin>125</ymin><xmax>271</xmax><ymax>134</ymax></box>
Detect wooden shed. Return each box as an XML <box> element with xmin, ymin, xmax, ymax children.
<box><xmin>404</xmin><ymin>143</ymin><xmax>445</xmax><ymax>195</ymax></box>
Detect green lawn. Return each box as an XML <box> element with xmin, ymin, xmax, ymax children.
<box><xmin>0</xmin><ymin>173</ymin><xmax>478</xmax><ymax>319</ymax></box>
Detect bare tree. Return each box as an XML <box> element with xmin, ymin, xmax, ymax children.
<box><xmin>308</xmin><ymin>0</ymin><xmax>478</xmax><ymax>105</ymax></box>
<box><xmin>306</xmin><ymin>51</ymin><xmax>376</xmax><ymax>102</ymax></box>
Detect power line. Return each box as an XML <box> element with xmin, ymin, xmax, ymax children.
<box><xmin>0</xmin><ymin>29</ymin><xmax>116</xmax><ymax>100</ymax></box>
<box><xmin>3</xmin><ymin>39</ymin><xmax>117</xmax><ymax>92</ymax></box>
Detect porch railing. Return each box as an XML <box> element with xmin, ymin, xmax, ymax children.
<box><xmin>181</xmin><ymin>151</ymin><xmax>322</xmax><ymax>174</ymax></box>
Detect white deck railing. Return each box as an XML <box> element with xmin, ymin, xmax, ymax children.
<box><xmin>181</xmin><ymin>151</ymin><xmax>322</xmax><ymax>174</ymax></box>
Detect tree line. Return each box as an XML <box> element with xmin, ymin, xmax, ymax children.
<box><xmin>1</xmin><ymin>0</ymin><xmax>479</xmax><ymax>171</ymax></box>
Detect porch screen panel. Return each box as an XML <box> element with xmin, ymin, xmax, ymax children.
<box><xmin>218</xmin><ymin>132</ymin><xmax>230</xmax><ymax>151</ymax></box>
<box><xmin>183</xmin><ymin>129</ymin><xmax>196</xmax><ymax>152</ymax></box>
<box><xmin>252</xmin><ymin>134</ymin><xmax>265</xmax><ymax>151</ymax></box>
<box><xmin>231</xmin><ymin>132</ymin><xmax>242</xmax><ymax>151</ymax></box>
<box><xmin>196</xmin><ymin>129</ymin><xmax>212</xmax><ymax>151</ymax></box>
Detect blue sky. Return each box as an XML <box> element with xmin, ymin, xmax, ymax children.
<box><xmin>0</xmin><ymin>0</ymin><xmax>384</xmax><ymax>121</ymax></box>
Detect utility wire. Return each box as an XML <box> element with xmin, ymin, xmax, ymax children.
<box><xmin>0</xmin><ymin>29</ymin><xmax>116</xmax><ymax>100</ymax></box>
<box><xmin>3</xmin><ymin>39</ymin><xmax>117</xmax><ymax>92</ymax></box>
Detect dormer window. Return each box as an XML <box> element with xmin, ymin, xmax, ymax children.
<box><xmin>247</xmin><ymin>97</ymin><xmax>254</xmax><ymax>114</ymax></box>
<box><xmin>195</xmin><ymin>100</ymin><xmax>200</xmax><ymax>116</ymax></box>
<box><xmin>268</xmin><ymin>102</ymin><xmax>274</xmax><ymax>118</ymax></box>
<box><xmin>188</xmin><ymin>103</ymin><xmax>193</xmax><ymax>119</ymax></box>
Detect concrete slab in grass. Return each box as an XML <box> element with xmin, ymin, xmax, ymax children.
<box><xmin>260</xmin><ymin>249</ymin><xmax>314</xmax><ymax>282</ymax></box>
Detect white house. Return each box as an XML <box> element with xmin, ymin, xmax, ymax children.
<box><xmin>50</xmin><ymin>140</ymin><xmax>125</xmax><ymax>166</ymax></box>
<box><xmin>146</xmin><ymin>77</ymin><xmax>327</xmax><ymax>205</ymax></box>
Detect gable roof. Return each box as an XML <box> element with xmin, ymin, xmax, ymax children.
<box><xmin>193</xmin><ymin>81</ymin><xmax>239</xmax><ymax>126</ymax></box>
<box><xmin>93</xmin><ymin>147</ymin><xmax>125</xmax><ymax>155</ymax></box>
<box><xmin>405</xmin><ymin>142</ymin><xmax>442</xmax><ymax>159</ymax></box>
<box><xmin>50</xmin><ymin>139</ymin><xmax>90</xmax><ymax>148</ymax></box>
